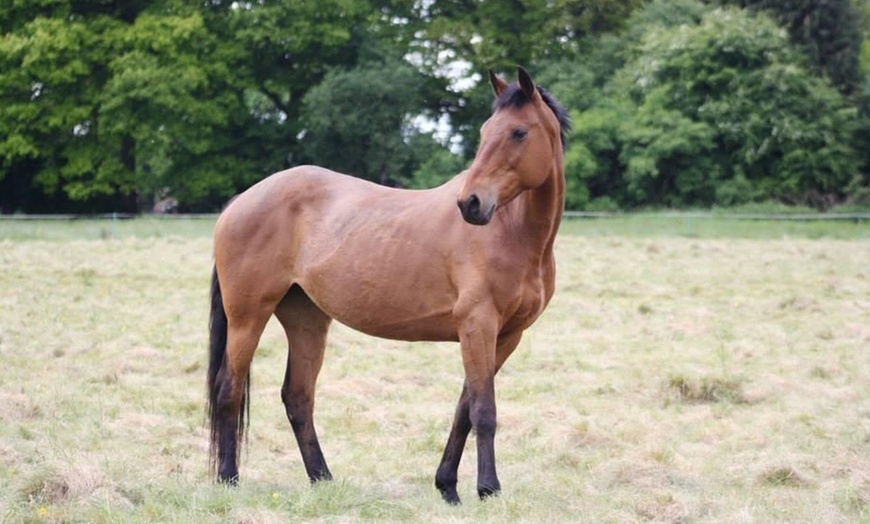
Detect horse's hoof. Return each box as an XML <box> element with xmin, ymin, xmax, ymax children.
<box><xmin>436</xmin><ymin>479</ymin><xmax>462</xmax><ymax>505</ymax></box>
<box><xmin>477</xmin><ymin>484</ymin><xmax>500</xmax><ymax>500</ymax></box>
<box><xmin>440</xmin><ymin>489</ymin><xmax>462</xmax><ymax>505</ymax></box>
<box><xmin>217</xmin><ymin>474</ymin><xmax>239</xmax><ymax>486</ymax></box>
<box><xmin>309</xmin><ymin>471</ymin><xmax>334</xmax><ymax>485</ymax></box>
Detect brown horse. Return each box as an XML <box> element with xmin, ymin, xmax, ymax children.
<box><xmin>207</xmin><ymin>67</ymin><xmax>569</xmax><ymax>504</ymax></box>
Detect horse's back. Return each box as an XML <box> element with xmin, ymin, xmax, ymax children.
<box><xmin>221</xmin><ymin>166</ymin><xmax>461</xmax><ymax>225</ymax></box>
<box><xmin>213</xmin><ymin>166</ymin><xmax>466</xmax><ymax>339</ymax></box>
<box><xmin>217</xmin><ymin>166</ymin><xmax>381</xmax><ymax>248</ymax></box>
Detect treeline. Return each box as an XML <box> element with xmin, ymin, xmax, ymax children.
<box><xmin>1</xmin><ymin>0</ymin><xmax>869</xmax><ymax>213</ymax></box>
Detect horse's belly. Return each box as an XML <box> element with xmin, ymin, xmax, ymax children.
<box><xmin>299</xmin><ymin>270</ymin><xmax>460</xmax><ymax>343</ymax></box>
<box><xmin>339</xmin><ymin>311</ymin><xmax>459</xmax><ymax>342</ymax></box>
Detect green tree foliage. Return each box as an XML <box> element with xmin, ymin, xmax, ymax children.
<box><xmin>412</xmin><ymin>0</ymin><xmax>645</xmax><ymax>159</ymax></box>
<box><xmin>0</xmin><ymin>1</ymin><xmax>240</xmax><ymax>210</ymax></box>
<box><xmin>299</xmin><ymin>57</ymin><xmax>434</xmax><ymax>185</ymax></box>
<box><xmin>1</xmin><ymin>0</ymin><xmax>865</xmax><ymax>212</ymax></box>
<box><xmin>718</xmin><ymin>0</ymin><xmax>863</xmax><ymax>94</ymax></box>
<box><xmin>550</xmin><ymin>2</ymin><xmax>861</xmax><ymax>210</ymax></box>
<box><xmin>415</xmin><ymin>0</ymin><xmax>645</xmax><ymax>72</ymax></box>
<box><xmin>0</xmin><ymin>0</ymin><xmax>647</xmax><ymax>212</ymax></box>
<box><xmin>0</xmin><ymin>5</ymin><xmax>120</xmax><ymax>209</ymax></box>
<box><xmin>852</xmin><ymin>0</ymin><xmax>870</xmax><ymax>202</ymax></box>
<box><xmin>861</xmin><ymin>0</ymin><xmax>870</xmax><ymax>74</ymax></box>
<box><xmin>98</xmin><ymin>9</ymin><xmax>252</xmax><ymax>207</ymax></box>
<box><xmin>0</xmin><ymin>0</ymin><xmax>402</xmax><ymax>212</ymax></box>
<box><xmin>202</xmin><ymin>0</ymin><xmax>377</xmax><ymax>157</ymax></box>
<box><xmin>408</xmin><ymin>147</ymin><xmax>467</xmax><ymax>189</ymax></box>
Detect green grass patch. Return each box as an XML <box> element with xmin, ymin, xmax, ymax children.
<box><xmin>1</xmin><ymin>213</ymin><xmax>868</xmax><ymax>241</ymax></box>
<box><xmin>560</xmin><ymin>213</ymin><xmax>870</xmax><ymax>239</ymax></box>
<box><xmin>0</xmin><ymin>216</ymin><xmax>216</xmax><ymax>241</ymax></box>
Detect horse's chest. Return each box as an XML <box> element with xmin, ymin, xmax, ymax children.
<box><xmin>503</xmin><ymin>275</ymin><xmax>550</xmax><ymax>333</ymax></box>
<box><xmin>490</xmin><ymin>249</ymin><xmax>555</xmax><ymax>332</ymax></box>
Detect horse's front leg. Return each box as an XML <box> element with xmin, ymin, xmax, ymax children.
<box><xmin>436</xmin><ymin>307</ymin><xmax>523</xmax><ymax>503</ymax></box>
<box><xmin>461</xmin><ymin>315</ymin><xmax>500</xmax><ymax>500</ymax></box>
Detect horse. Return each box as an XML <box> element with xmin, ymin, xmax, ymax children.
<box><xmin>207</xmin><ymin>66</ymin><xmax>570</xmax><ymax>504</ymax></box>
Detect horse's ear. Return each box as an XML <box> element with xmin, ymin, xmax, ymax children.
<box><xmin>489</xmin><ymin>69</ymin><xmax>508</xmax><ymax>97</ymax></box>
<box><xmin>517</xmin><ymin>66</ymin><xmax>536</xmax><ymax>99</ymax></box>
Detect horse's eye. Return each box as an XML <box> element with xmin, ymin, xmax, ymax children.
<box><xmin>511</xmin><ymin>128</ymin><xmax>527</xmax><ymax>141</ymax></box>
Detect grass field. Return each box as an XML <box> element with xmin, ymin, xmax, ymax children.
<box><xmin>1</xmin><ymin>216</ymin><xmax>868</xmax><ymax>523</ymax></box>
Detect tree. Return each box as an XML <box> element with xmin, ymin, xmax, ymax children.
<box><xmin>96</xmin><ymin>8</ymin><xmax>256</xmax><ymax>209</ymax></box>
<box><xmin>408</xmin><ymin>146</ymin><xmax>467</xmax><ymax>189</ymax></box>
<box><xmin>552</xmin><ymin>2</ymin><xmax>861</xmax><ymax>209</ymax></box>
<box><xmin>0</xmin><ymin>0</ymin><xmax>414</xmax><ymax>212</ymax></box>
<box><xmin>299</xmin><ymin>57</ymin><xmax>432</xmax><ymax>185</ymax></box>
<box><xmin>409</xmin><ymin>0</ymin><xmax>645</xmax><ymax>159</ymax></box>
<box><xmin>414</xmin><ymin>0</ymin><xmax>645</xmax><ymax>72</ymax></box>
<box><xmin>624</xmin><ymin>8</ymin><xmax>859</xmax><ymax>208</ymax></box>
<box><xmin>0</xmin><ymin>4</ymin><xmax>129</xmax><ymax>211</ymax></box>
<box><xmin>0</xmin><ymin>1</ymin><xmax>253</xmax><ymax>211</ymax></box>
<box><xmin>719</xmin><ymin>0</ymin><xmax>864</xmax><ymax>94</ymax></box>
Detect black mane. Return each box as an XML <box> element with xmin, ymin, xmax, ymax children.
<box><xmin>493</xmin><ymin>84</ymin><xmax>572</xmax><ymax>147</ymax></box>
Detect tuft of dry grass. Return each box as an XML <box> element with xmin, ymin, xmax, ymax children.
<box><xmin>1</xmin><ymin>218</ymin><xmax>869</xmax><ymax>522</ymax></box>
<box><xmin>19</xmin><ymin>458</ymin><xmax>108</xmax><ymax>505</ymax></box>
<box><xmin>758</xmin><ymin>466</ymin><xmax>810</xmax><ymax>488</ymax></box>
<box><xmin>664</xmin><ymin>374</ymin><xmax>749</xmax><ymax>405</ymax></box>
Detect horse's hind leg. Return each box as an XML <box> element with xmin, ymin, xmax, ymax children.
<box><xmin>215</xmin><ymin>313</ymin><xmax>270</xmax><ymax>484</ymax></box>
<box><xmin>274</xmin><ymin>286</ymin><xmax>333</xmax><ymax>483</ymax></box>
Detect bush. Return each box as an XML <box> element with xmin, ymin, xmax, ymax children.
<box><xmin>550</xmin><ymin>3</ymin><xmax>862</xmax><ymax>210</ymax></box>
<box><xmin>408</xmin><ymin>148</ymin><xmax>466</xmax><ymax>189</ymax></box>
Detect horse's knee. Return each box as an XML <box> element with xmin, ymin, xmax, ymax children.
<box><xmin>470</xmin><ymin>401</ymin><xmax>497</xmax><ymax>436</ymax></box>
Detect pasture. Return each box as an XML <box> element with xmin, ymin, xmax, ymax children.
<box><xmin>1</xmin><ymin>217</ymin><xmax>868</xmax><ymax>523</ymax></box>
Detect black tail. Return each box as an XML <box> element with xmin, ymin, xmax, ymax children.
<box><xmin>207</xmin><ymin>265</ymin><xmax>250</xmax><ymax>477</ymax></box>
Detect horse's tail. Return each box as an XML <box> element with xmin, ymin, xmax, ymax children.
<box><xmin>207</xmin><ymin>265</ymin><xmax>250</xmax><ymax>476</ymax></box>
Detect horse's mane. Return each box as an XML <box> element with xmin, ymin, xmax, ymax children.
<box><xmin>493</xmin><ymin>84</ymin><xmax>572</xmax><ymax>147</ymax></box>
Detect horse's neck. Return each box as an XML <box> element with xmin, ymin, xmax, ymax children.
<box><xmin>503</xmin><ymin>163</ymin><xmax>564</xmax><ymax>260</ymax></box>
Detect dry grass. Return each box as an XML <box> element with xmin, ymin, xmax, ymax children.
<box><xmin>1</xmin><ymin>219</ymin><xmax>869</xmax><ymax>523</ymax></box>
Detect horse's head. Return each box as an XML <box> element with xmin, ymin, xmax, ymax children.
<box><xmin>457</xmin><ymin>66</ymin><xmax>567</xmax><ymax>226</ymax></box>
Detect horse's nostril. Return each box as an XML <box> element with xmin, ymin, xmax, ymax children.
<box><xmin>467</xmin><ymin>194</ymin><xmax>481</xmax><ymax>215</ymax></box>
<box><xmin>458</xmin><ymin>193</ymin><xmax>491</xmax><ymax>225</ymax></box>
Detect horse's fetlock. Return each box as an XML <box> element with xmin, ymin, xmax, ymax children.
<box><xmin>435</xmin><ymin>473</ymin><xmax>457</xmax><ymax>491</ymax></box>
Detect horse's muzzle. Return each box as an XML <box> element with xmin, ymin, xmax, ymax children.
<box><xmin>457</xmin><ymin>194</ymin><xmax>495</xmax><ymax>226</ymax></box>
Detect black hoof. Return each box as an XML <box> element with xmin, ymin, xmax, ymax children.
<box><xmin>440</xmin><ymin>489</ymin><xmax>462</xmax><ymax>505</ymax></box>
<box><xmin>436</xmin><ymin>479</ymin><xmax>462</xmax><ymax>505</ymax></box>
<box><xmin>217</xmin><ymin>473</ymin><xmax>239</xmax><ymax>486</ymax></box>
<box><xmin>309</xmin><ymin>471</ymin><xmax>334</xmax><ymax>485</ymax></box>
<box><xmin>477</xmin><ymin>484</ymin><xmax>500</xmax><ymax>500</ymax></box>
